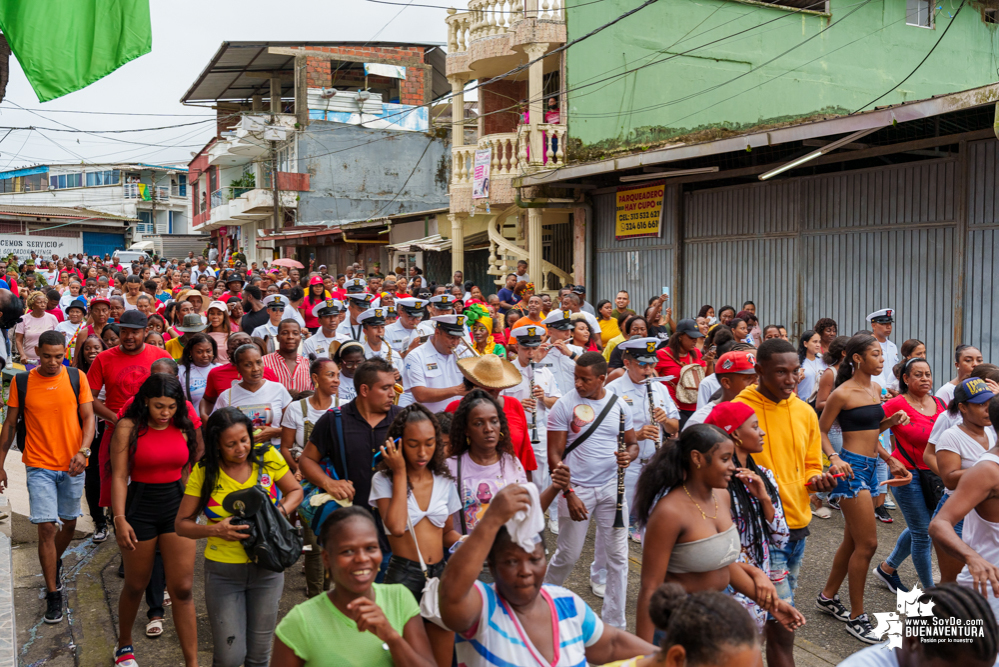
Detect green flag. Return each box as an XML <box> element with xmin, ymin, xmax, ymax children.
<box><xmin>0</xmin><ymin>0</ymin><xmax>151</xmax><ymax>102</ymax></box>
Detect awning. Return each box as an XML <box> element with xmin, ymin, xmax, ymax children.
<box><xmin>387</xmin><ymin>234</ymin><xmax>451</xmax><ymax>253</ymax></box>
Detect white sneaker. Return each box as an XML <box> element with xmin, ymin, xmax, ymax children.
<box><xmin>548</xmin><ymin>516</ymin><xmax>559</xmax><ymax>535</ymax></box>
<box><xmin>884</xmin><ymin>497</ymin><xmax>896</xmax><ymax>510</ymax></box>
<box><xmin>590</xmin><ymin>581</ymin><xmax>605</xmax><ymax>599</ymax></box>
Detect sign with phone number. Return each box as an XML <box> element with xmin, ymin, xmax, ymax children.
<box><xmin>615</xmin><ymin>181</ymin><xmax>665</xmax><ymax>240</ymax></box>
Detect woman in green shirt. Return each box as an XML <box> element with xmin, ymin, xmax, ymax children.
<box><xmin>272</xmin><ymin>506</ymin><xmax>435</xmax><ymax>667</ymax></box>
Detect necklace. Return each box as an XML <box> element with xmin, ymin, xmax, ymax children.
<box><xmin>682</xmin><ymin>485</ymin><xmax>719</xmax><ymax>520</ymax></box>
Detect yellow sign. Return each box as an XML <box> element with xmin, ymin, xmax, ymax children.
<box><xmin>615</xmin><ymin>181</ymin><xmax>665</xmax><ymax>240</ymax></box>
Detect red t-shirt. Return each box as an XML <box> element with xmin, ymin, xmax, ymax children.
<box><xmin>445</xmin><ymin>396</ymin><xmax>538</xmax><ymax>473</ymax></box>
<box><xmin>87</xmin><ymin>344</ymin><xmax>173</xmax><ymax>413</ymax></box>
<box><xmin>129</xmin><ymin>424</ymin><xmax>191</xmax><ymax>484</ymax></box>
<box><xmin>203</xmin><ymin>363</ymin><xmax>279</xmax><ymax>403</ymax></box>
<box><xmin>655</xmin><ymin>347</ymin><xmax>705</xmax><ymax>412</ymax></box>
<box><xmin>883</xmin><ymin>394</ymin><xmax>946</xmax><ymax>471</ymax></box>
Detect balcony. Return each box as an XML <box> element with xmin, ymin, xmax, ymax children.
<box><xmin>209</xmin><ymin>113</ymin><xmax>296</xmax><ymax>167</ymax></box>
<box><xmin>123</xmin><ymin>184</ymin><xmax>179</xmax><ymax>200</ymax></box>
<box><xmin>228</xmin><ymin>188</ymin><xmax>299</xmax><ymax>224</ymax></box>
<box><xmin>446</xmin><ymin>0</ymin><xmax>565</xmax><ymax>77</ymax></box>
<box><xmin>451</xmin><ymin>122</ymin><xmax>565</xmax><ymax>190</ymax></box>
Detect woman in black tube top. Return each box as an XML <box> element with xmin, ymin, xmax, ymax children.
<box><xmin>814</xmin><ymin>334</ymin><xmax>912</xmax><ymax>645</ymax></box>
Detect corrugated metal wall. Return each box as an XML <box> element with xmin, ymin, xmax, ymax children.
<box><xmin>592</xmin><ymin>186</ymin><xmax>676</xmax><ymax>311</ymax></box>
<box><xmin>964</xmin><ymin>140</ymin><xmax>999</xmax><ymax>365</ymax></box>
<box><xmin>684</xmin><ymin>181</ymin><xmax>800</xmax><ymax>337</ymax></box>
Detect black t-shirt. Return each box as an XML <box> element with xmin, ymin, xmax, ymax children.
<box><xmin>240</xmin><ymin>306</ymin><xmax>270</xmax><ymax>336</ymax></box>
<box><xmin>308</xmin><ymin>400</ymin><xmax>402</xmax><ymax>507</ymax></box>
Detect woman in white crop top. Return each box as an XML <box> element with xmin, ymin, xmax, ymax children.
<box><xmin>370</xmin><ymin>404</ymin><xmax>463</xmax><ymax>667</ymax></box>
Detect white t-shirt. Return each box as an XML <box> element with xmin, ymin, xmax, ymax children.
<box><xmin>212</xmin><ymin>379</ymin><xmax>293</xmax><ymax>446</ymax></box>
<box><xmin>797</xmin><ymin>356</ymin><xmax>827</xmax><ymax>402</ymax></box>
<box><xmin>935</xmin><ymin>425</ymin><xmax>997</xmax><ymax>495</ymax></box>
<box><xmin>936</xmin><ymin>381</ymin><xmax>957</xmax><ymax>407</ymax></box>
<box><xmin>697</xmin><ymin>373</ymin><xmax>721</xmax><ymax>409</ymax></box>
<box><xmin>338</xmin><ymin>377</ymin><xmax>357</xmax><ymax>404</ymax></box>
<box><xmin>683</xmin><ymin>398</ymin><xmax>719</xmax><ymax>431</ymax></box>
<box><xmin>369</xmin><ymin>471</ymin><xmax>461</xmax><ymax>532</ymax></box>
<box><xmin>928</xmin><ymin>409</ymin><xmax>998</xmax><ymax>446</ymax></box>
<box><xmin>547</xmin><ymin>389</ymin><xmax>634</xmax><ymax>488</ymax></box>
<box><xmin>501</xmin><ymin>359</ymin><xmax>562</xmax><ymax>465</ymax></box>
<box><xmin>55</xmin><ymin>320</ymin><xmax>85</xmax><ymax>345</ymax></box>
<box><xmin>280</xmin><ymin>396</ymin><xmax>337</xmax><ymax>459</ymax></box>
<box><xmin>178</xmin><ymin>362</ymin><xmax>221</xmax><ymax>409</ymax></box>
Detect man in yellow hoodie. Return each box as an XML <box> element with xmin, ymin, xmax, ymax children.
<box><xmin>733</xmin><ymin>338</ymin><xmax>838</xmax><ymax>667</ymax></box>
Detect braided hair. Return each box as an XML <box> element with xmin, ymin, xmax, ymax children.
<box><xmin>918</xmin><ymin>583</ymin><xmax>997</xmax><ymax>661</ymax></box>
<box><xmin>728</xmin><ymin>449</ymin><xmax>781</xmax><ymax>568</ymax></box>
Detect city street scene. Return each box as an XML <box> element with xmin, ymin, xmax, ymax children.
<box><xmin>0</xmin><ymin>1</ymin><xmax>996</xmax><ymax>666</ymax></box>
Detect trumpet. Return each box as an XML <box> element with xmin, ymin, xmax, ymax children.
<box><xmin>529</xmin><ymin>360</ymin><xmax>540</xmax><ymax>445</ymax></box>
<box><xmin>454</xmin><ymin>337</ymin><xmax>481</xmax><ymax>358</ymax></box>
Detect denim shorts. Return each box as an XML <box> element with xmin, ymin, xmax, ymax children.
<box><xmin>829</xmin><ymin>449</ymin><xmax>882</xmax><ymax>501</ymax></box>
<box><xmin>26</xmin><ymin>466</ymin><xmax>85</xmax><ymax>525</ymax></box>
<box><xmin>932</xmin><ymin>493</ymin><xmax>964</xmax><ymax>537</ymax></box>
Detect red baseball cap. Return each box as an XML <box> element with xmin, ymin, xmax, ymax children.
<box><xmin>715</xmin><ymin>350</ymin><xmax>756</xmax><ymax>375</ymax></box>
<box><xmin>704</xmin><ymin>401</ymin><xmax>757</xmax><ymax>435</ymax></box>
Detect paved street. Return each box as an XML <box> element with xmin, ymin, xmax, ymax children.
<box><xmin>13</xmin><ymin>490</ymin><xmax>920</xmax><ymax>666</ymax></box>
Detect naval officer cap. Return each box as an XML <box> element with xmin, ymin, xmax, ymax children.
<box><xmin>262</xmin><ymin>294</ymin><xmax>287</xmax><ymax>310</ymax></box>
<box><xmin>396</xmin><ymin>297</ymin><xmax>428</xmax><ymax>316</ymax></box>
<box><xmin>358</xmin><ymin>307</ymin><xmax>388</xmax><ymax>327</ymax></box>
<box><xmin>866</xmin><ymin>308</ymin><xmax>894</xmax><ymax>324</ymax></box>
<box><xmin>618</xmin><ymin>336</ymin><xmax>661</xmax><ymax>364</ymax></box>
<box><xmin>542</xmin><ymin>309</ymin><xmax>574</xmax><ymax>331</ymax></box>
<box><xmin>432</xmin><ymin>314</ymin><xmax>467</xmax><ymax>336</ymax></box>
<box><xmin>511</xmin><ymin>325</ymin><xmax>544</xmax><ymax>348</ymax></box>
<box><xmin>429</xmin><ymin>293</ymin><xmax>456</xmax><ymax>310</ymax></box>
<box><xmin>345</xmin><ymin>277</ymin><xmax>368</xmax><ymax>294</ymax></box>
<box><xmin>347</xmin><ymin>292</ymin><xmax>375</xmax><ymax>307</ymax></box>
<box><xmin>312</xmin><ymin>298</ymin><xmax>343</xmax><ymax>318</ymax></box>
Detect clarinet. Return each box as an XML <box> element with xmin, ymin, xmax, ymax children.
<box><xmin>613</xmin><ymin>408</ymin><xmax>626</xmax><ymax>529</ymax></box>
<box><xmin>647</xmin><ymin>379</ymin><xmax>662</xmax><ymax>450</ymax></box>
<box><xmin>529</xmin><ymin>360</ymin><xmax>540</xmax><ymax>445</ymax></box>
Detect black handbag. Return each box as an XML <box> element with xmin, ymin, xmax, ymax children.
<box><xmin>223</xmin><ymin>466</ymin><xmax>303</xmax><ymax>573</ymax></box>
<box><xmin>894</xmin><ymin>413</ymin><xmax>945</xmax><ymax>512</ymax></box>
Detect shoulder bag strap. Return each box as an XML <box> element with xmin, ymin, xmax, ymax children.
<box><xmin>333</xmin><ymin>407</ymin><xmax>347</xmax><ymax>482</ymax></box>
<box><xmin>405</xmin><ymin>509</ymin><xmax>428</xmax><ymax>574</ymax></box>
<box><xmin>457</xmin><ymin>454</ymin><xmax>467</xmax><ymax>534</ymax></box>
<box><xmin>563</xmin><ymin>393</ymin><xmax>619</xmax><ymax>459</ymax></box>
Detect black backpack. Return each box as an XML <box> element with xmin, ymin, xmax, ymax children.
<box><xmin>14</xmin><ymin>368</ymin><xmax>83</xmax><ymax>453</ymax></box>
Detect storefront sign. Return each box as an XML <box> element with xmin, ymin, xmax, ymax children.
<box><xmin>472</xmin><ymin>149</ymin><xmax>491</xmax><ymax>199</ymax></box>
<box><xmin>615</xmin><ymin>181</ymin><xmax>665</xmax><ymax>240</ymax></box>
<box><xmin>0</xmin><ymin>234</ymin><xmax>82</xmax><ymax>260</ymax></box>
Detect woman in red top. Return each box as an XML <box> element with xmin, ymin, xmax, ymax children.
<box><xmin>655</xmin><ymin>318</ymin><xmax>714</xmax><ymax>425</ymax></box>
<box><xmin>301</xmin><ymin>275</ymin><xmax>327</xmax><ymax>334</ymax></box>
<box><xmin>110</xmin><ymin>374</ymin><xmax>199</xmax><ymax>667</ymax></box>
<box><xmin>873</xmin><ymin>358</ymin><xmax>944</xmax><ymax>592</ymax></box>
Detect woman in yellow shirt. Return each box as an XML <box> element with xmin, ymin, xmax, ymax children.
<box><xmin>596</xmin><ymin>300</ymin><xmax>621</xmax><ymax>346</ymax></box>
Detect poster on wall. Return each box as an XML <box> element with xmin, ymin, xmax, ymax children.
<box><xmin>472</xmin><ymin>149</ymin><xmax>491</xmax><ymax>199</ymax></box>
<box><xmin>0</xmin><ymin>234</ymin><xmax>83</xmax><ymax>260</ymax></box>
<box><xmin>615</xmin><ymin>180</ymin><xmax>665</xmax><ymax>241</ymax></box>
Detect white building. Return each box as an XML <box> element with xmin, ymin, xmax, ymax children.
<box><xmin>0</xmin><ymin>163</ymin><xmax>194</xmax><ymax>255</ymax></box>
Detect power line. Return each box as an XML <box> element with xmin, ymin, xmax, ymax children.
<box><xmin>0</xmin><ymin>105</ymin><xmax>215</xmax><ymax>118</ymax></box>
<box><xmin>852</xmin><ymin>0</ymin><xmax>966</xmax><ymax>113</ymax></box>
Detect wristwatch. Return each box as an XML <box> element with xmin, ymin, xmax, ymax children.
<box><xmin>79</xmin><ymin>447</ymin><xmax>91</xmax><ymax>458</ymax></box>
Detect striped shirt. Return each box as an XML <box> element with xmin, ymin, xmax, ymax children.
<box><xmin>262</xmin><ymin>352</ymin><xmax>313</xmax><ymax>395</ymax></box>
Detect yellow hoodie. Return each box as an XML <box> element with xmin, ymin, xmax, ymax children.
<box><xmin>733</xmin><ymin>385</ymin><xmax>823</xmax><ymax>531</ymax></box>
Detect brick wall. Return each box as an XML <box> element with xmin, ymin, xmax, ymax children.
<box><xmin>481</xmin><ymin>79</ymin><xmax>527</xmax><ymax>136</ymax></box>
<box><xmin>301</xmin><ymin>45</ymin><xmax>427</xmax><ymax>106</ymax></box>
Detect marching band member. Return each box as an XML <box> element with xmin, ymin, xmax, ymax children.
<box><xmin>250</xmin><ymin>294</ymin><xmax>289</xmax><ymax>352</ymax></box>
<box><xmin>357</xmin><ymin>307</ymin><xmax>401</xmax><ymax>381</ymax></box>
<box><xmin>417</xmin><ymin>294</ymin><xmax>475</xmax><ymax>357</ymax></box>
<box><xmin>335</xmin><ymin>291</ymin><xmax>374</xmax><ymax>343</ymax></box>
<box><xmin>384</xmin><ymin>296</ymin><xmax>427</xmax><ymax>356</ymax></box>
<box><xmin>398</xmin><ymin>314</ymin><xmax>468</xmax><ymax>412</ymax></box>
<box><xmin>535</xmin><ymin>309</ymin><xmax>582</xmax><ymax>395</ymax></box>
<box><xmin>300</xmin><ymin>298</ymin><xmax>343</xmax><ymax>360</ymax></box>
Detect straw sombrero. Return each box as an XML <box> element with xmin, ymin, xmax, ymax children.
<box><xmin>457</xmin><ymin>355</ymin><xmax>523</xmax><ymax>390</ymax></box>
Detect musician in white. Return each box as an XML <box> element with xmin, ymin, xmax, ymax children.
<box><xmin>335</xmin><ymin>292</ymin><xmax>373</xmax><ymax>343</ymax></box>
<box><xmin>301</xmin><ymin>298</ymin><xmax>343</xmax><ymax>360</ymax></box>
<box><xmin>250</xmin><ymin>294</ymin><xmax>290</xmax><ymax>352</ymax></box>
<box><xmin>416</xmin><ymin>293</ymin><xmax>475</xmax><ymax>357</ymax></box>
<box><xmin>534</xmin><ymin>309</ymin><xmax>582</xmax><ymax>396</ymax></box>
<box><xmin>357</xmin><ymin>307</ymin><xmax>401</xmax><ymax>381</ymax></box>
<box><xmin>384</xmin><ymin>297</ymin><xmax>426</xmax><ymax>356</ymax></box>
<box><xmin>397</xmin><ymin>314</ymin><xmax>468</xmax><ymax>412</ymax></box>
<box><xmin>501</xmin><ymin>324</ymin><xmax>562</xmax><ymax>503</ymax></box>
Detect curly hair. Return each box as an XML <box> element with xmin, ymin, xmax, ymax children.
<box><xmin>378</xmin><ymin>404</ymin><xmax>453</xmax><ymax>481</ymax></box>
<box><xmin>448</xmin><ymin>389</ymin><xmax>514</xmax><ymax>462</ymax></box>
<box><xmin>115</xmin><ymin>374</ymin><xmax>198</xmax><ymax>476</ymax></box>
<box><xmin>180</xmin><ymin>333</ymin><xmax>218</xmax><ymax>403</ymax></box>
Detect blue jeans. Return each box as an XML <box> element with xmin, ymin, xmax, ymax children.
<box><xmin>931</xmin><ymin>493</ymin><xmax>964</xmax><ymax>537</ymax></box>
<box><xmin>770</xmin><ymin>538</ymin><xmax>807</xmax><ymax>607</ymax></box>
<box><xmin>26</xmin><ymin>466</ymin><xmax>84</xmax><ymax>525</ymax></box>
<box><xmin>885</xmin><ymin>474</ymin><xmax>934</xmax><ymax>588</ymax></box>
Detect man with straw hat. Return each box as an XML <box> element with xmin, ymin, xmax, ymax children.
<box><xmin>444</xmin><ymin>354</ymin><xmax>538</xmax><ymax>479</ymax></box>
<box><xmin>397</xmin><ymin>314</ymin><xmax>468</xmax><ymax>412</ymax></box>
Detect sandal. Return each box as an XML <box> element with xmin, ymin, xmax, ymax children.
<box><xmin>813</xmin><ymin>505</ymin><xmax>832</xmax><ymax>519</ymax></box>
<box><xmin>163</xmin><ymin>592</ymin><xmax>171</xmax><ymax>607</ymax></box>
<box><xmin>145</xmin><ymin>618</ymin><xmax>164</xmax><ymax>638</ymax></box>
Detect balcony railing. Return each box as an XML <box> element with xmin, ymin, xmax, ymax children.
<box><xmin>518</xmin><ymin>122</ymin><xmax>567</xmax><ymax>167</ymax></box>
<box><xmin>124</xmin><ymin>183</ymin><xmax>175</xmax><ymax>200</ymax></box>
<box><xmin>446</xmin><ymin>11</ymin><xmax>472</xmax><ymax>54</ymax></box>
<box><xmin>452</xmin><ymin>145</ymin><xmax>477</xmax><ymax>185</ymax></box>
<box><xmin>210</xmin><ymin>186</ymin><xmax>253</xmax><ymax>208</ymax></box>
<box><xmin>452</xmin><ymin>123</ymin><xmax>566</xmax><ymax>186</ymax></box>
<box><xmin>450</xmin><ymin>0</ymin><xmax>565</xmax><ymax>49</ymax></box>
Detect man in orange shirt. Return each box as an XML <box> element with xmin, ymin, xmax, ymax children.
<box><xmin>0</xmin><ymin>330</ymin><xmax>95</xmax><ymax>624</ymax></box>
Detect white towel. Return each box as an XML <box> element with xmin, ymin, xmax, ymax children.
<box><xmin>505</xmin><ymin>483</ymin><xmax>545</xmax><ymax>552</ymax></box>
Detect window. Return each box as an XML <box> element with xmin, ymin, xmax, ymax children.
<box><xmin>192</xmin><ymin>181</ymin><xmax>200</xmax><ymax>215</ymax></box>
<box><xmin>907</xmin><ymin>0</ymin><xmax>932</xmax><ymax>27</ymax></box>
<box><xmin>57</xmin><ymin>175</ymin><xmax>66</xmax><ymax>189</ymax></box>
<box><xmin>178</xmin><ymin>174</ymin><xmax>187</xmax><ymax>197</ymax></box>
<box><xmin>137</xmin><ymin>211</ymin><xmax>153</xmax><ymax>234</ymax></box>
<box><xmin>986</xmin><ymin>8</ymin><xmax>998</xmax><ymax>23</ymax></box>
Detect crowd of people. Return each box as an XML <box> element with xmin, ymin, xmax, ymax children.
<box><xmin>0</xmin><ymin>248</ymin><xmax>996</xmax><ymax>667</ymax></box>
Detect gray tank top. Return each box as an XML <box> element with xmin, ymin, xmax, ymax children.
<box><xmin>667</xmin><ymin>524</ymin><xmax>741</xmax><ymax>574</ymax></box>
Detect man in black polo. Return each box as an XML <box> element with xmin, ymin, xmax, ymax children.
<box><xmin>297</xmin><ymin>357</ymin><xmax>401</xmax><ymax>580</ymax></box>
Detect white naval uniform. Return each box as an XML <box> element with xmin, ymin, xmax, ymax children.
<box><xmin>416</xmin><ymin>319</ymin><xmax>476</xmax><ymax>356</ymax></box>
<box><xmin>384</xmin><ymin>320</ymin><xmax>419</xmax><ymax>354</ymax></box>
<box><xmin>397</xmin><ymin>340</ymin><xmax>464</xmax><ymax>412</ymax></box>
<box><xmin>501</xmin><ymin>359</ymin><xmax>562</xmax><ymax>493</ymax></box>
<box><xmin>250</xmin><ymin>322</ymin><xmax>280</xmax><ymax>352</ymax></box>
<box><xmin>301</xmin><ymin>328</ymin><xmax>338</xmax><ymax>360</ymax></box>
<box><xmin>335</xmin><ymin>318</ymin><xmax>364</xmax><ymax>343</ymax></box>
<box><xmin>360</xmin><ymin>338</ymin><xmax>400</xmax><ymax>372</ymax></box>
<box><xmin>534</xmin><ymin>344</ymin><xmax>582</xmax><ymax>396</ymax></box>
<box><xmin>873</xmin><ymin>338</ymin><xmax>899</xmax><ymax>390</ymax></box>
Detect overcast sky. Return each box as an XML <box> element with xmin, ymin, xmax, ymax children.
<box><xmin>0</xmin><ymin>0</ymin><xmax>466</xmax><ymax>171</ymax></box>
